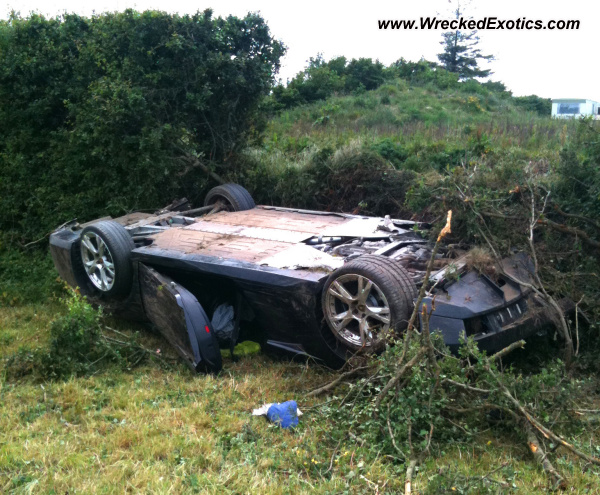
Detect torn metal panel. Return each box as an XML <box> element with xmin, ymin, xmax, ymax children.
<box><xmin>322</xmin><ymin>218</ymin><xmax>409</xmax><ymax>238</ymax></box>
<box><xmin>259</xmin><ymin>244</ymin><xmax>345</xmax><ymax>271</ymax></box>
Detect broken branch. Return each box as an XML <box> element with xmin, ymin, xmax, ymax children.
<box><xmin>553</xmin><ymin>205</ymin><xmax>600</xmax><ymax>232</ymax></box>
<box><xmin>538</xmin><ymin>218</ymin><xmax>600</xmax><ymax>250</ymax></box>
<box><xmin>489</xmin><ymin>340</ymin><xmax>526</xmax><ymax>362</ymax></box>
<box><xmin>307</xmin><ymin>366</ymin><xmax>369</xmax><ymax>397</ymax></box>
<box><xmin>525</xmin><ymin>421</ymin><xmax>566</xmax><ymax>490</ymax></box>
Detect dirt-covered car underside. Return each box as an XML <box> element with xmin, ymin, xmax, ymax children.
<box><xmin>49</xmin><ymin>184</ymin><xmax>565</xmax><ymax>373</ymax></box>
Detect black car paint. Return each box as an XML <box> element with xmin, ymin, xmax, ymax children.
<box><xmin>50</xmin><ymin>227</ymin><xmax>548</xmax><ymax>372</ymax></box>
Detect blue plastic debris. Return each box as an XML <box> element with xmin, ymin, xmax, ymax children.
<box><xmin>266</xmin><ymin>400</ymin><xmax>299</xmax><ymax>429</ymax></box>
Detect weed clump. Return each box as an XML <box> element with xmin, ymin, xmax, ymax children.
<box><xmin>465</xmin><ymin>246</ymin><xmax>496</xmax><ymax>276</ymax></box>
<box><xmin>4</xmin><ymin>289</ymin><xmax>152</xmax><ymax>381</ymax></box>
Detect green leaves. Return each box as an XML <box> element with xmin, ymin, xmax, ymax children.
<box><xmin>0</xmin><ymin>10</ymin><xmax>284</xmax><ymax>242</ymax></box>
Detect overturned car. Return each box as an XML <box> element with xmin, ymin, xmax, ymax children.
<box><xmin>49</xmin><ymin>184</ymin><xmax>559</xmax><ymax>373</ymax></box>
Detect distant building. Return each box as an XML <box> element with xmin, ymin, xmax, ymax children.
<box><xmin>552</xmin><ymin>98</ymin><xmax>600</xmax><ymax>119</ymax></box>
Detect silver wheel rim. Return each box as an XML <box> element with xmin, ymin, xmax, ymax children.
<box><xmin>324</xmin><ymin>274</ymin><xmax>391</xmax><ymax>347</ymax></box>
<box><xmin>80</xmin><ymin>232</ymin><xmax>116</xmax><ymax>291</ymax></box>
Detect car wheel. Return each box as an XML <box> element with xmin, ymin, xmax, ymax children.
<box><xmin>321</xmin><ymin>255</ymin><xmax>417</xmax><ymax>351</ymax></box>
<box><xmin>77</xmin><ymin>220</ymin><xmax>135</xmax><ymax>299</ymax></box>
<box><xmin>204</xmin><ymin>183</ymin><xmax>255</xmax><ymax>212</ymax></box>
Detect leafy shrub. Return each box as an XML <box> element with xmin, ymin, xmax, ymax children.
<box><xmin>371</xmin><ymin>138</ymin><xmax>408</xmax><ymax>167</ymax></box>
<box><xmin>344</xmin><ymin>58</ymin><xmax>385</xmax><ymax>91</ymax></box>
<box><xmin>323</xmin><ymin>332</ymin><xmax>590</xmax><ymax>488</ymax></box>
<box><xmin>0</xmin><ymin>246</ymin><xmax>63</xmax><ymax>306</ymax></box>
<box><xmin>271</xmin><ymin>55</ymin><xmax>387</xmax><ymax>109</ymax></box>
<box><xmin>315</xmin><ymin>144</ymin><xmax>416</xmax><ymax>215</ymax></box>
<box><xmin>234</xmin><ymin>142</ymin><xmax>416</xmax><ymax>217</ymax></box>
<box><xmin>0</xmin><ymin>10</ymin><xmax>284</xmax><ymax>242</ymax></box>
<box><xmin>388</xmin><ymin>59</ymin><xmax>459</xmax><ymax>90</ymax></box>
<box><xmin>482</xmin><ymin>80</ymin><xmax>511</xmax><ymax>96</ymax></box>
<box><xmin>377</xmin><ymin>83</ymin><xmax>400</xmax><ymax>97</ymax></box>
<box><xmin>553</xmin><ymin>119</ymin><xmax>600</xmax><ymax>218</ymax></box>
<box><xmin>513</xmin><ymin>95</ymin><xmax>552</xmax><ymax>116</ymax></box>
<box><xmin>4</xmin><ymin>289</ymin><xmax>150</xmax><ymax>380</ymax></box>
<box><xmin>459</xmin><ymin>79</ymin><xmax>489</xmax><ymax>95</ymax></box>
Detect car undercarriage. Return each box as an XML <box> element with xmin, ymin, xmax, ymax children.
<box><xmin>49</xmin><ymin>184</ymin><xmax>567</xmax><ymax>373</ymax></box>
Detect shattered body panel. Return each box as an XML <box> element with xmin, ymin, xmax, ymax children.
<box><xmin>50</xmin><ymin>205</ymin><xmax>558</xmax><ymax>370</ymax></box>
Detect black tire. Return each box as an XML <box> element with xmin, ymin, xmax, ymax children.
<box><xmin>321</xmin><ymin>254</ymin><xmax>417</xmax><ymax>353</ymax></box>
<box><xmin>204</xmin><ymin>183</ymin><xmax>255</xmax><ymax>211</ymax></box>
<box><xmin>76</xmin><ymin>220</ymin><xmax>135</xmax><ymax>299</ymax></box>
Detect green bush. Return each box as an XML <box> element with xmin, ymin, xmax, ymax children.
<box><xmin>553</xmin><ymin>119</ymin><xmax>600</xmax><ymax>218</ymax></box>
<box><xmin>271</xmin><ymin>56</ymin><xmax>387</xmax><ymax>109</ymax></box>
<box><xmin>234</xmin><ymin>142</ymin><xmax>417</xmax><ymax>218</ymax></box>
<box><xmin>513</xmin><ymin>95</ymin><xmax>552</xmax><ymax>116</ymax></box>
<box><xmin>0</xmin><ymin>10</ymin><xmax>284</xmax><ymax>242</ymax></box>
<box><xmin>371</xmin><ymin>138</ymin><xmax>408</xmax><ymax>167</ymax></box>
<box><xmin>344</xmin><ymin>58</ymin><xmax>385</xmax><ymax>91</ymax></box>
<box><xmin>4</xmin><ymin>289</ymin><xmax>150</xmax><ymax>380</ymax></box>
<box><xmin>0</xmin><ymin>246</ymin><xmax>62</xmax><ymax>306</ymax></box>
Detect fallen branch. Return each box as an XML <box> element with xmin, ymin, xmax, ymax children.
<box><xmin>376</xmin><ymin>211</ymin><xmax>453</xmax><ymax>413</ymax></box>
<box><xmin>479</xmin><ymin>461</ymin><xmax>510</xmax><ymax>488</ymax></box>
<box><xmin>21</xmin><ymin>232</ymin><xmax>50</xmax><ymax>249</ymax></box>
<box><xmin>405</xmin><ymin>410</ymin><xmax>418</xmax><ymax>495</ymax></box>
<box><xmin>490</xmin><ymin>340</ymin><xmax>526</xmax><ymax>362</ymax></box>
<box><xmin>404</xmin><ymin>458</ymin><xmax>418</xmax><ymax>495</ymax></box>
<box><xmin>172</xmin><ymin>143</ymin><xmax>225</xmax><ymax>185</ymax></box>
<box><xmin>481</xmin><ymin>210</ymin><xmax>522</xmax><ymax>220</ymax></box>
<box><xmin>525</xmin><ymin>422</ymin><xmax>566</xmax><ymax>490</ymax></box>
<box><xmin>442</xmin><ymin>378</ymin><xmax>491</xmax><ymax>394</ymax></box>
<box><xmin>307</xmin><ymin>366</ymin><xmax>369</xmax><ymax>397</ymax></box>
<box><xmin>553</xmin><ymin>205</ymin><xmax>600</xmax><ymax>232</ymax></box>
<box><xmin>387</xmin><ymin>404</ymin><xmax>404</xmax><ymax>457</ymax></box>
<box><xmin>538</xmin><ymin>218</ymin><xmax>600</xmax><ymax>250</ymax></box>
<box><xmin>485</xmin><ymin>360</ymin><xmax>600</xmax><ymax>467</ymax></box>
<box><xmin>473</xmin><ymin>188</ymin><xmax>574</xmax><ymax>367</ymax></box>
<box><xmin>178</xmin><ymin>155</ymin><xmax>226</xmax><ymax>185</ymax></box>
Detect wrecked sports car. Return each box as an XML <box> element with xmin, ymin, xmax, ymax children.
<box><xmin>49</xmin><ymin>183</ymin><xmax>559</xmax><ymax>373</ymax></box>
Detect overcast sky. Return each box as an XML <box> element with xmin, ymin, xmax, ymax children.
<box><xmin>5</xmin><ymin>0</ymin><xmax>599</xmax><ymax>101</ymax></box>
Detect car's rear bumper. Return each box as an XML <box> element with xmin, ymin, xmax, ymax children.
<box><xmin>425</xmin><ymin>294</ymin><xmax>574</xmax><ymax>353</ymax></box>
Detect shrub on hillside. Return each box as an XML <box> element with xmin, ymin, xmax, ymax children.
<box><xmin>554</xmin><ymin>119</ymin><xmax>600</xmax><ymax>219</ymax></box>
<box><xmin>234</xmin><ymin>143</ymin><xmax>416</xmax><ymax>217</ymax></box>
<box><xmin>271</xmin><ymin>56</ymin><xmax>388</xmax><ymax>110</ymax></box>
<box><xmin>370</xmin><ymin>138</ymin><xmax>408</xmax><ymax>167</ymax></box>
<box><xmin>318</xmin><ymin>146</ymin><xmax>416</xmax><ymax>215</ymax></box>
<box><xmin>389</xmin><ymin>59</ymin><xmax>460</xmax><ymax>90</ymax></box>
<box><xmin>513</xmin><ymin>95</ymin><xmax>552</xmax><ymax>116</ymax></box>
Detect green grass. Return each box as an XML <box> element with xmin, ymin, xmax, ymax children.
<box><xmin>264</xmin><ymin>83</ymin><xmax>574</xmax><ymax>154</ymax></box>
<box><xmin>2</xmin><ymin>305</ymin><xmax>600</xmax><ymax>494</ymax></box>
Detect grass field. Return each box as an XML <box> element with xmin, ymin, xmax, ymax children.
<box><xmin>2</xmin><ymin>303</ymin><xmax>600</xmax><ymax>494</ymax></box>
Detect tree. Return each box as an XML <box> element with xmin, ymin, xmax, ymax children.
<box><xmin>0</xmin><ymin>10</ymin><xmax>284</xmax><ymax>241</ymax></box>
<box><xmin>437</xmin><ymin>3</ymin><xmax>493</xmax><ymax>79</ymax></box>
